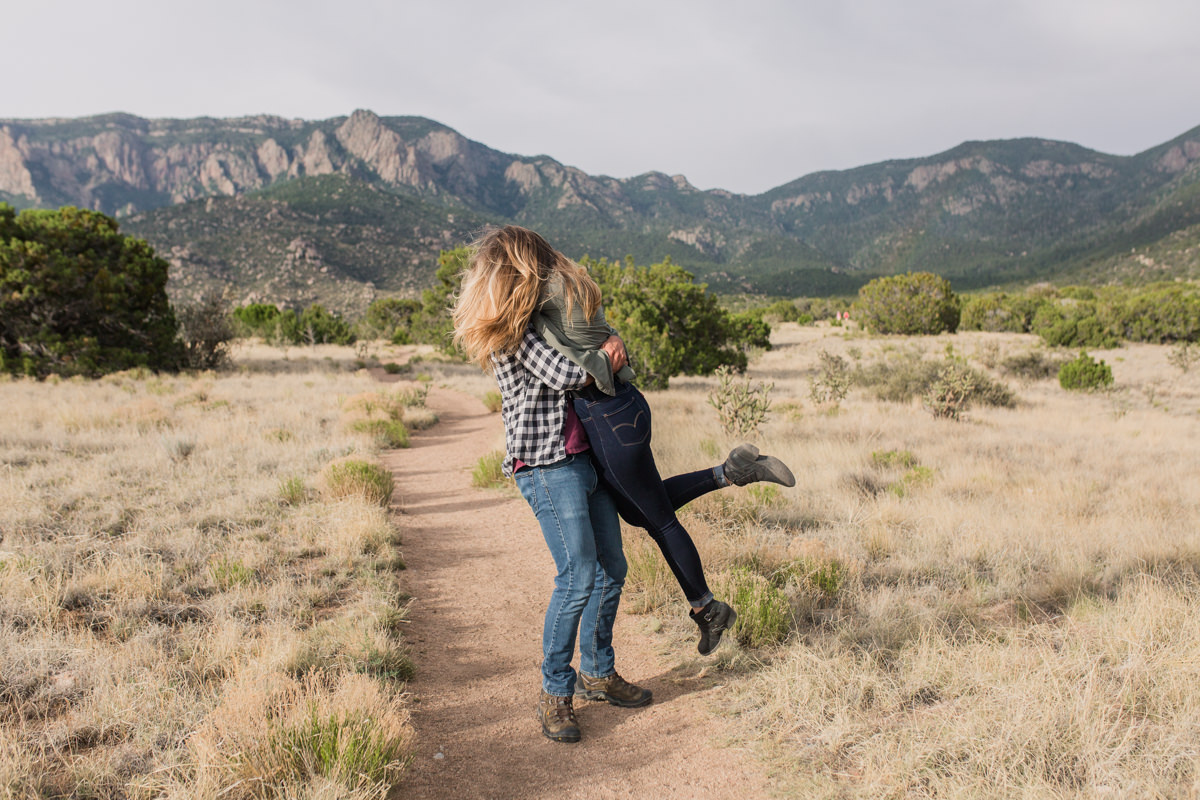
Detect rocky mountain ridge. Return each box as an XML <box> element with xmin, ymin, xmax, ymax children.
<box><xmin>3</xmin><ymin>109</ymin><xmax>1199</xmax><ymax>309</ymax></box>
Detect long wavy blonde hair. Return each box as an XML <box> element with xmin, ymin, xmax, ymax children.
<box><xmin>452</xmin><ymin>226</ymin><xmax>601</xmax><ymax>369</ymax></box>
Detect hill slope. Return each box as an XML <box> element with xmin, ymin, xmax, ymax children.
<box><xmin>124</xmin><ymin>175</ymin><xmax>490</xmax><ymax>310</ymax></box>
<box><xmin>3</xmin><ymin>110</ymin><xmax>1199</xmax><ymax>307</ymax></box>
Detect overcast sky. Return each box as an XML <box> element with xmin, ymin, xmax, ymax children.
<box><xmin>5</xmin><ymin>0</ymin><xmax>1199</xmax><ymax>194</ymax></box>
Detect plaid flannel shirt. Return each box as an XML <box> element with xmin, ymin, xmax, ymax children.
<box><xmin>493</xmin><ymin>327</ymin><xmax>590</xmax><ymax>476</ymax></box>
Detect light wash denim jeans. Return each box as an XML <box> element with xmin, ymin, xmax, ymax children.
<box><xmin>514</xmin><ymin>453</ymin><xmax>626</xmax><ymax>697</ymax></box>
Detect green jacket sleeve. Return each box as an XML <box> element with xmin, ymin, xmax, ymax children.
<box><xmin>533</xmin><ymin>313</ymin><xmax>620</xmax><ymax>395</ymax></box>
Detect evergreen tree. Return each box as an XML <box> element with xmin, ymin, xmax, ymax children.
<box><xmin>585</xmin><ymin>256</ymin><xmax>771</xmax><ymax>390</ymax></box>
<box><xmin>408</xmin><ymin>247</ymin><xmax>469</xmax><ymax>351</ymax></box>
<box><xmin>0</xmin><ymin>204</ymin><xmax>181</xmax><ymax>377</ymax></box>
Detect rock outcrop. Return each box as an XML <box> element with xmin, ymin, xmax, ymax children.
<box><xmin>4</xmin><ymin>111</ymin><xmax>1200</xmax><ymax>298</ymax></box>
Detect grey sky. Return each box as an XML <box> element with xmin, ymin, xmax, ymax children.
<box><xmin>6</xmin><ymin>0</ymin><xmax>1199</xmax><ymax>194</ymax></box>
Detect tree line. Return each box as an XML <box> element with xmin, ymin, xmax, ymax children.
<box><xmin>6</xmin><ymin>204</ymin><xmax>1196</xmax><ymax>383</ymax></box>
<box><xmin>753</xmin><ymin>271</ymin><xmax>1200</xmax><ymax>347</ymax></box>
<box><xmin>1</xmin><ymin>205</ymin><xmax>769</xmax><ymax>386</ymax></box>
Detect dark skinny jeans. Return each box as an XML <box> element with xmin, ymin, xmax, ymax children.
<box><xmin>573</xmin><ymin>381</ymin><xmax>719</xmax><ymax>607</ymax></box>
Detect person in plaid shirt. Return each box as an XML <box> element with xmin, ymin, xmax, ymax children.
<box><xmin>454</xmin><ymin>229</ymin><xmax>647</xmax><ymax>744</ymax></box>
<box><xmin>452</xmin><ymin>226</ymin><xmax>794</xmax><ymax>743</ymax></box>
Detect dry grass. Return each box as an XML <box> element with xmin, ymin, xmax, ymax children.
<box><xmin>0</xmin><ymin>357</ymin><xmax>416</xmax><ymax>798</ymax></box>
<box><xmin>7</xmin><ymin>328</ymin><xmax>1200</xmax><ymax>797</ymax></box>
<box><xmin>635</xmin><ymin>323</ymin><xmax>1200</xmax><ymax>798</ymax></box>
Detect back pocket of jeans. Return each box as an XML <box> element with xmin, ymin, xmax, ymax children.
<box><xmin>603</xmin><ymin>401</ymin><xmax>649</xmax><ymax>447</ymax></box>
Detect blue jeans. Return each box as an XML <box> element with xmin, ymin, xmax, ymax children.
<box><xmin>573</xmin><ymin>382</ymin><xmax>719</xmax><ymax>608</ymax></box>
<box><xmin>514</xmin><ymin>454</ymin><xmax>626</xmax><ymax>697</ymax></box>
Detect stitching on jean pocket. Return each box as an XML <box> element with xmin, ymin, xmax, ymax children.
<box><xmin>606</xmin><ymin>409</ymin><xmax>648</xmax><ymax>446</ymax></box>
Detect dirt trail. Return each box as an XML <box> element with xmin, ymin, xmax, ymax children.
<box><xmin>382</xmin><ymin>386</ymin><xmax>775</xmax><ymax>800</ymax></box>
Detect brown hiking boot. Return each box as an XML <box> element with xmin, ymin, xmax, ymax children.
<box><xmin>538</xmin><ymin>691</ymin><xmax>581</xmax><ymax>743</ymax></box>
<box><xmin>575</xmin><ymin>671</ymin><xmax>653</xmax><ymax>708</ymax></box>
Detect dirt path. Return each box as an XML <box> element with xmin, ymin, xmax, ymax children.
<box><xmin>382</xmin><ymin>386</ymin><xmax>776</xmax><ymax>800</ymax></box>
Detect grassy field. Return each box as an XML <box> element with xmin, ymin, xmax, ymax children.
<box><xmin>636</xmin><ymin>324</ymin><xmax>1200</xmax><ymax>798</ymax></box>
<box><xmin>3</xmin><ymin>326</ymin><xmax>1199</xmax><ymax>798</ymax></box>
<box><xmin>0</xmin><ymin>343</ymin><xmax>437</xmax><ymax>799</ymax></box>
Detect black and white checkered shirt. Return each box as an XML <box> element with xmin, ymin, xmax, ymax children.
<box><xmin>492</xmin><ymin>327</ymin><xmax>590</xmax><ymax>476</ymax></box>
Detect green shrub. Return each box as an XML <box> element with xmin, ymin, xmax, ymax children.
<box><xmin>872</xmin><ymin>449</ymin><xmax>918</xmax><ymax>469</ymax></box>
<box><xmin>707</xmin><ymin>365</ymin><xmax>773</xmax><ymax>437</ymax></box>
<box><xmin>298</xmin><ymin>304</ymin><xmax>355</xmax><ymax>345</ymax></box>
<box><xmin>856</xmin><ymin>348</ymin><xmax>1013</xmax><ymax>417</ymax></box>
<box><xmin>1107</xmin><ymin>285</ymin><xmax>1200</xmax><ymax>344</ymax></box>
<box><xmin>923</xmin><ymin>358</ymin><xmax>978</xmax><ymax>420</ymax></box>
<box><xmin>176</xmin><ymin>292</ymin><xmax>236</xmax><ymax>370</ymax></box>
<box><xmin>584</xmin><ymin>256</ymin><xmax>772</xmax><ymax>389</ymax></box>
<box><xmin>972</xmin><ymin>369</ymin><xmax>1018</xmax><ymax>408</ymax></box>
<box><xmin>471</xmin><ymin>450</ymin><xmax>510</xmax><ymax>489</ymax></box>
<box><xmin>923</xmin><ymin>354</ymin><xmax>1015</xmax><ymax>420</ymax></box>
<box><xmin>232</xmin><ymin>302</ymin><xmax>282</xmax><ymax>337</ymax></box>
<box><xmin>892</xmin><ymin>466</ymin><xmax>935</xmax><ymax>496</ymax></box>
<box><xmin>809</xmin><ymin>349</ymin><xmax>851</xmax><ymax>406</ymax></box>
<box><xmin>1000</xmin><ymin>349</ymin><xmax>1065</xmax><ymax>381</ymax></box>
<box><xmin>1167</xmin><ymin>341</ymin><xmax>1199</xmax><ymax>374</ymax></box>
<box><xmin>360</xmin><ymin>297</ymin><xmax>422</xmax><ymax>342</ymax></box>
<box><xmin>351</xmin><ymin>418</ymin><xmax>410</xmax><ymax>448</ymax></box>
<box><xmin>0</xmin><ymin>204</ymin><xmax>182</xmax><ymax>377</ymax></box>
<box><xmin>1031</xmin><ymin>300</ymin><xmax>1118</xmax><ymax>348</ymax></box>
<box><xmin>382</xmin><ymin>362</ymin><xmax>406</xmax><ymax>374</ymax></box>
<box><xmin>714</xmin><ymin>567</ymin><xmax>791</xmax><ymax>648</ymax></box>
<box><xmin>854</xmin><ymin>348</ymin><xmax>943</xmax><ymax>403</ymax></box>
<box><xmin>869</xmin><ymin>450</ymin><xmax>934</xmax><ymax>495</ymax></box>
<box><xmin>279</xmin><ymin>476</ymin><xmax>307</xmax><ymax>505</ymax></box>
<box><xmin>481</xmin><ymin>390</ymin><xmax>502</xmax><ymax>413</ymax></box>
<box><xmin>268</xmin><ymin>702</ymin><xmax>410</xmax><ymax>789</ymax></box>
<box><xmin>854</xmin><ymin>272</ymin><xmax>960</xmax><ymax>335</ymax></box>
<box><xmin>209</xmin><ymin>556</ymin><xmax>255</xmax><ymax>590</ymax></box>
<box><xmin>243</xmin><ymin>303</ymin><xmax>357</xmax><ymax>346</ymax></box>
<box><xmin>960</xmin><ymin>293</ymin><xmax>1028</xmax><ymax>333</ymax></box>
<box><xmin>756</xmin><ymin>298</ymin><xmax>809</xmax><ymax>323</ymax></box>
<box><xmin>1058</xmin><ymin>350</ymin><xmax>1114</xmax><ymax>391</ymax></box>
<box><xmin>322</xmin><ymin>460</ymin><xmax>394</xmax><ymax>506</ymax></box>
<box><xmin>406</xmin><ymin>247</ymin><xmax>469</xmax><ymax>354</ymax></box>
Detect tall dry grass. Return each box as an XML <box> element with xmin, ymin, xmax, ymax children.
<box><xmin>0</xmin><ymin>359</ymin><xmax>416</xmax><ymax>799</ymax></box>
<box><xmin>635</xmin><ymin>323</ymin><xmax>1200</xmax><ymax>798</ymax></box>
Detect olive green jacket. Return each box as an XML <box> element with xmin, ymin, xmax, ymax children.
<box><xmin>532</xmin><ymin>276</ymin><xmax>636</xmax><ymax>396</ymax></box>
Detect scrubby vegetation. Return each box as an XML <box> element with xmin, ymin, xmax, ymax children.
<box><xmin>233</xmin><ymin>302</ymin><xmax>356</xmax><ymax>346</ymax></box>
<box><xmin>808</xmin><ymin>349</ymin><xmax>852</xmax><ymax>407</ymax></box>
<box><xmin>1058</xmin><ymin>350</ymin><xmax>1115</xmax><ymax>391</ymax></box>
<box><xmin>583</xmin><ymin>256</ymin><xmax>773</xmax><ymax>389</ymax></box>
<box><xmin>471</xmin><ymin>450</ymin><xmax>511</xmax><ymax>489</ymax></box>
<box><xmin>960</xmin><ymin>282</ymin><xmax>1200</xmax><ymax>348</ymax></box>
<box><xmin>0</xmin><ymin>363</ymin><xmax>418</xmax><ymax>797</ymax></box>
<box><xmin>854</xmin><ymin>271</ymin><xmax>961</xmax><ymax>335</ymax></box>
<box><xmin>176</xmin><ymin>291</ymin><xmax>237</xmax><ymax>370</ymax></box>
<box><xmin>624</xmin><ymin>322</ymin><xmax>1200</xmax><ymax>798</ymax></box>
<box><xmin>707</xmin><ymin>365</ymin><xmax>773</xmax><ymax>437</ymax></box>
<box><xmin>851</xmin><ymin>345</ymin><xmax>1015</xmax><ymax>419</ymax></box>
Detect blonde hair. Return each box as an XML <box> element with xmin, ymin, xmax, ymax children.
<box><xmin>452</xmin><ymin>226</ymin><xmax>601</xmax><ymax>369</ymax></box>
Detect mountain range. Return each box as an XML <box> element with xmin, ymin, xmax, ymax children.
<box><xmin>2</xmin><ymin>109</ymin><xmax>1198</xmax><ymax>313</ymax></box>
